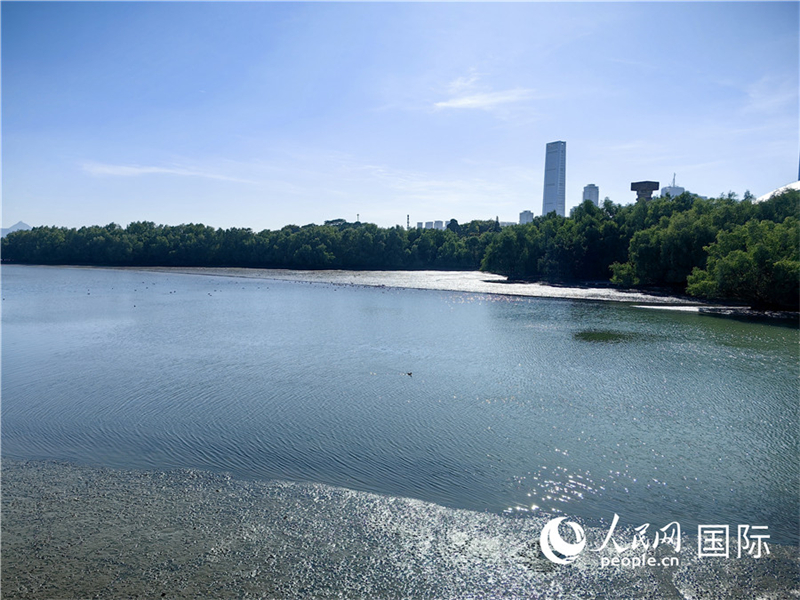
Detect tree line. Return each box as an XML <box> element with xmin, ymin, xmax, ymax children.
<box><xmin>480</xmin><ymin>190</ymin><xmax>798</xmax><ymax>310</ymax></box>
<box><xmin>0</xmin><ymin>217</ymin><xmax>500</xmax><ymax>272</ymax></box>
<box><xmin>2</xmin><ymin>190</ymin><xmax>798</xmax><ymax>309</ymax></box>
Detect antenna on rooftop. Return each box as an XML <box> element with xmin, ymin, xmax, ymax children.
<box><xmin>672</xmin><ymin>173</ymin><xmax>676</xmax><ymax>187</ymax></box>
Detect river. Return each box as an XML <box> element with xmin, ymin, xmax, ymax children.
<box><xmin>2</xmin><ymin>265</ymin><xmax>797</xmax><ymax>597</ymax></box>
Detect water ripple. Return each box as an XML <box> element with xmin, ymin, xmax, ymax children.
<box><xmin>3</xmin><ymin>265</ymin><xmax>798</xmax><ymax>544</ymax></box>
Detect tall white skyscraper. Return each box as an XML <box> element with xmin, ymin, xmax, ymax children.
<box><xmin>542</xmin><ymin>141</ymin><xmax>566</xmax><ymax>217</ymax></box>
<box><xmin>583</xmin><ymin>184</ymin><xmax>600</xmax><ymax>206</ymax></box>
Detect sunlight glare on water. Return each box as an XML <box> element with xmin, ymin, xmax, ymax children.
<box><xmin>2</xmin><ymin>265</ymin><xmax>798</xmax><ymax>545</ymax></box>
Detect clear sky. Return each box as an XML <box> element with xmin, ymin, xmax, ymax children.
<box><xmin>2</xmin><ymin>1</ymin><xmax>798</xmax><ymax>231</ymax></box>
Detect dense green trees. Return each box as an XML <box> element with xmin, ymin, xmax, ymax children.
<box><xmin>1</xmin><ymin>218</ymin><xmax>499</xmax><ymax>272</ymax></box>
<box><xmin>481</xmin><ymin>199</ymin><xmax>627</xmax><ymax>282</ymax></box>
<box><xmin>605</xmin><ymin>191</ymin><xmax>799</xmax><ymax>309</ymax></box>
<box><xmin>3</xmin><ymin>190</ymin><xmax>797</xmax><ymax>309</ymax></box>
<box><xmin>686</xmin><ymin>217</ymin><xmax>799</xmax><ymax>310</ymax></box>
<box><xmin>479</xmin><ymin>189</ymin><xmax>797</xmax><ymax>309</ymax></box>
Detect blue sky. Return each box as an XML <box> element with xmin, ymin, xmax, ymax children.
<box><xmin>3</xmin><ymin>2</ymin><xmax>798</xmax><ymax>231</ymax></box>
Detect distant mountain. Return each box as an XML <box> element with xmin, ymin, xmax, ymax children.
<box><xmin>1</xmin><ymin>221</ymin><xmax>32</xmax><ymax>237</ymax></box>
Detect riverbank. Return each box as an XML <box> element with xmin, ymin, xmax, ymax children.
<box><xmin>13</xmin><ymin>264</ymin><xmax>795</xmax><ymax>318</ymax></box>
<box><xmin>103</xmin><ymin>265</ymin><xmax>703</xmax><ymax>305</ymax></box>
<box><xmin>108</xmin><ymin>266</ymin><xmax>799</xmax><ymax>323</ymax></box>
<box><xmin>3</xmin><ymin>459</ymin><xmax>798</xmax><ymax>599</ymax></box>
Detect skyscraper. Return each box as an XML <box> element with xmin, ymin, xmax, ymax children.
<box><xmin>583</xmin><ymin>184</ymin><xmax>599</xmax><ymax>207</ymax></box>
<box><xmin>542</xmin><ymin>141</ymin><xmax>566</xmax><ymax>217</ymax></box>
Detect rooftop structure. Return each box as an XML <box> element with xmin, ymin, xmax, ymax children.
<box><xmin>631</xmin><ymin>181</ymin><xmax>659</xmax><ymax>202</ymax></box>
<box><xmin>661</xmin><ymin>174</ymin><xmax>685</xmax><ymax>198</ymax></box>
<box><xmin>756</xmin><ymin>180</ymin><xmax>800</xmax><ymax>203</ymax></box>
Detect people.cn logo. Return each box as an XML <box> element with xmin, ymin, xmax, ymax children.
<box><xmin>539</xmin><ymin>517</ymin><xmax>587</xmax><ymax>565</ymax></box>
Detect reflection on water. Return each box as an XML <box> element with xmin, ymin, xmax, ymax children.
<box><xmin>573</xmin><ymin>330</ymin><xmax>641</xmax><ymax>343</ymax></box>
<box><xmin>2</xmin><ymin>265</ymin><xmax>798</xmax><ymax>545</ymax></box>
<box><xmin>4</xmin><ymin>459</ymin><xmax>797</xmax><ymax>599</ymax></box>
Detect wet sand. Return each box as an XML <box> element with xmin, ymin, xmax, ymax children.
<box><xmin>125</xmin><ymin>266</ymin><xmax>800</xmax><ymax>322</ymax></box>
<box><xmin>110</xmin><ymin>266</ymin><xmax>702</xmax><ymax>305</ymax></box>
<box><xmin>113</xmin><ymin>266</ymin><xmax>798</xmax><ymax>321</ymax></box>
<box><xmin>3</xmin><ymin>459</ymin><xmax>798</xmax><ymax>599</ymax></box>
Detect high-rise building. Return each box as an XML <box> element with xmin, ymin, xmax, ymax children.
<box><xmin>542</xmin><ymin>141</ymin><xmax>566</xmax><ymax>217</ymax></box>
<box><xmin>583</xmin><ymin>184</ymin><xmax>600</xmax><ymax>207</ymax></box>
<box><xmin>519</xmin><ymin>210</ymin><xmax>534</xmax><ymax>224</ymax></box>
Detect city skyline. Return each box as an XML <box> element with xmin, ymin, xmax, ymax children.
<box><xmin>3</xmin><ymin>2</ymin><xmax>798</xmax><ymax>231</ymax></box>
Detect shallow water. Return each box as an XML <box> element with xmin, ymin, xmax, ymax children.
<box><xmin>3</xmin><ymin>459</ymin><xmax>798</xmax><ymax>599</ymax></box>
<box><xmin>2</xmin><ymin>265</ymin><xmax>798</xmax><ymax>550</ymax></box>
<box><xmin>137</xmin><ymin>265</ymin><xmax>698</xmax><ymax>304</ymax></box>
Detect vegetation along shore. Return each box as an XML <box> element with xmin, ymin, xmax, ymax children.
<box><xmin>3</xmin><ymin>190</ymin><xmax>797</xmax><ymax>311</ymax></box>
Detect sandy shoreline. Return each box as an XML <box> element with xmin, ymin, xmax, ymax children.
<box><xmin>14</xmin><ymin>264</ymin><xmax>794</xmax><ymax>318</ymax></box>
<box><xmin>87</xmin><ymin>265</ymin><xmax>705</xmax><ymax>305</ymax></box>
<box><xmin>86</xmin><ymin>265</ymin><xmax>797</xmax><ymax>321</ymax></box>
<box><xmin>3</xmin><ymin>459</ymin><xmax>798</xmax><ymax>599</ymax></box>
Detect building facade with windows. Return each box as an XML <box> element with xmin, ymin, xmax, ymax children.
<box><xmin>542</xmin><ymin>141</ymin><xmax>566</xmax><ymax>217</ymax></box>
<box><xmin>583</xmin><ymin>184</ymin><xmax>600</xmax><ymax>206</ymax></box>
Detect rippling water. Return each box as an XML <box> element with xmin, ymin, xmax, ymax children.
<box><xmin>5</xmin><ymin>459</ymin><xmax>797</xmax><ymax>599</ymax></box>
<box><xmin>2</xmin><ymin>265</ymin><xmax>798</xmax><ymax>545</ymax></box>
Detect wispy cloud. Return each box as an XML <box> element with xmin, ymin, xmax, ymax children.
<box><xmin>335</xmin><ymin>156</ymin><xmax>531</xmax><ymax>215</ymax></box>
<box><xmin>433</xmin><ymin>70</ymin><xmax>542</xmax><ymax>113</ymax></box>
<box><xmin>741</xmin><ymin>75</ymin><xmax>798</xmax><ymax>116</ymax></box>
<box><xmin>446</xmin><ymin>71</ymin><xmax>481</xmax><ymax>95</ymax></box>
<box><xmin>81</xmin><ymin>161</ymin><xmax>256</xmax><ymax>184</ymax></box>
<box><xmin>606</xmin><ymin>57</ymin><xmax>657</xmax><ymax>72</ymax></box>
<box><xmin>434</xmin><ymin>88</ymin><xmax>537</xmax><ymax>111</ymax></box>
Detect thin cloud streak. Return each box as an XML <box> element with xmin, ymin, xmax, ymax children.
<box><xmin>741</xmin><ymin>75</ymin><xmax>798</xmax><ymax>116</ymax></box>
<box><xmin>434</xmin><ymin>88</ymin><xmax>537</xmax><ymax>110</ymax></box>
<box><xmin>447</xmin><ymin>71</ymin><xmax>481</xmax><ymax>95</ymax></box>
<box><xmin>81</xmin><ymin>161</ymin><xmax>257</xmax><ymax>184</ymax></box>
